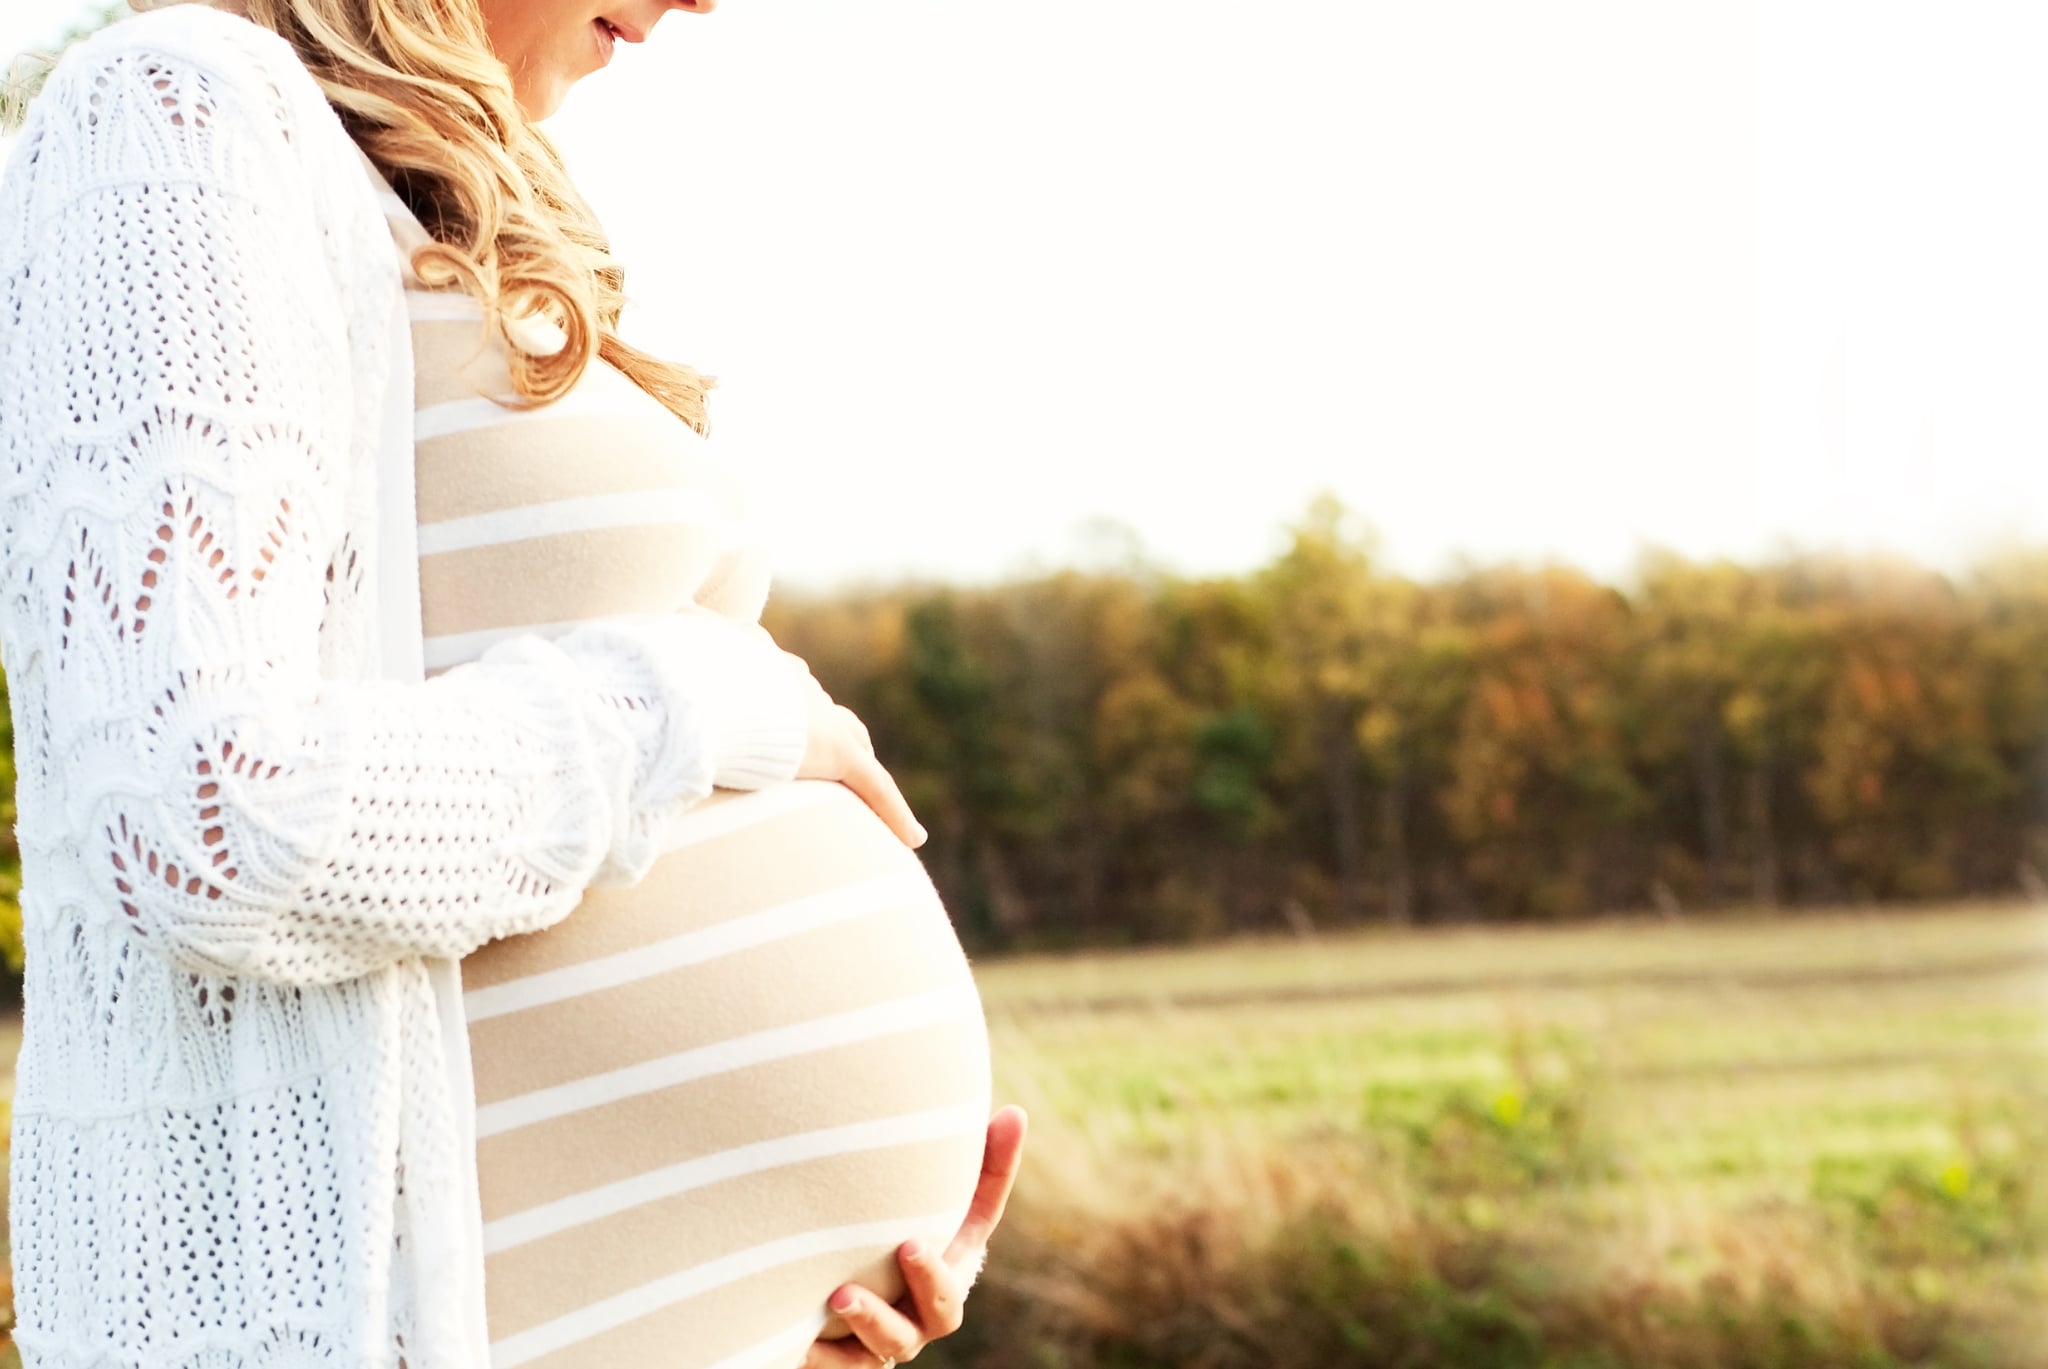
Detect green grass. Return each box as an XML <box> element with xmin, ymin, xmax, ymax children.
<box><xmin>5</xmin><ymin>902</ymin><xmax>2048</xmax><ymax>1366</ymax></box>
<box><xmin>976</xmin><ymin>901</ymin><xmax>2048</xmax><ymax>1173</ymax></box>
<box><xmin>945</xmin><ymin>901</ymin><xmax>2048</xmax><ymax>1367</ymax></box>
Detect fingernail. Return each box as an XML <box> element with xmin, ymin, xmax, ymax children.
<box><xmin>829</xmin><ymin>1288</ymin><xmax>856</xmax><ymax>1314</ymax></box>
<box><xmin>901</xmin><ymin>1240</ymin><xmax>923</xmax><ymax>1261</ymax></box>
<box><xmin>912</xmin><ymin>823</ymin><xmax>929</xmax><ymax>846</ymax></box>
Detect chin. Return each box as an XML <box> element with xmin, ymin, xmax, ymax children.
<box><xmin>511</xmin><ymin>64</ymin><xmax>581</xmax><ymax>121</ymax></box>
<box><xmin>519</xmin><ymin>83</ymin><xmax>568</xmax><ymax>121</ymax></box>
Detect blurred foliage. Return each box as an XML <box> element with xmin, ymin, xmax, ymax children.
<box><xmin>762</xmin><ymin>496</ymin><xmax>2048</xmax><ymax>950</ymax></box>
<box><xmin>6</xmin><ymin>494</ymin><xmax>2048</xmax><ymax>965</ymax></box>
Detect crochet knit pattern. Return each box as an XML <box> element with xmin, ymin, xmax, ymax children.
<box><xmin>0</xmin><ymin>7</ymin><xmax>807</xmax><ymax>1365</ymax></box>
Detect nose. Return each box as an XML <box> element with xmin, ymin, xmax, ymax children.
<box><xmin>644</xmin><ymin>0</ymin><xmax>715</xmax><ymax>39</ymax></box>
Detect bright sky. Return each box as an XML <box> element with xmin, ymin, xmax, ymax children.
<box><xmin>5</xmin><ymin>2</ymin><xmax>2045</xmax><ymax>590</ymax></box>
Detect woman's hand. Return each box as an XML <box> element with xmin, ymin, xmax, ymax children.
<box><xmin>792</xmin><ymin>671</ymin><xmax>927</xmax><ymax>850</ymax></box>
<box><xmin>803</xmin><ymin>1106</ymin><xmax>1029</xmax><ymax>1368</ymax></box>
<box><xmin>723</xmin><ymin>620</ymin><xmax>924</xmax><ymax>848</ymax></box>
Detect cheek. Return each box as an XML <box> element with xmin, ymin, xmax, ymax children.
<box><xmin>483</xmin><ymin>0</ymin><xmax>599</xmax><ymax>74</ymax></box>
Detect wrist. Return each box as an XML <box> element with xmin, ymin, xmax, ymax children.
<box><xmin>702</xmin><ymin>647</ymin><xmax>809</xmax><ymax>789</ymax></box>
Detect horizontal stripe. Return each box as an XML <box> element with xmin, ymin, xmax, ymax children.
<box><xmin>418</xmin><ymin>521</ymin><xmax>723</xmax><ymax>636</ymax></box>
<box><xmin>414</xmin><ymin>411</ymin><xmax>724</xmax><ymax>523</ymax></box>
<box><xmin>491</xmin><ymin>1211</ymin><xmax>964</xmax><ymax>1368</ymax></box>
<box><xmin>416</xmin><ymin>379</ymin><xmax>645</xmax><ymax>443</ymax></box>
<box><xmin>697</xmin><ymin>1316</ymin><xmax>832</xmax><ymax>1369</ymax></box>
<box><xmin>403</xmin><ymin>289</ymin><xmax>565</xmax><ymax>352</ymax></box>
<box><xmin>473</xmin><ymin>1015</ymin><xmax>992</xmax><ymax>1221</ymax></box>
<box><xmin>517</xmin><ymin>1262</ymin><xmax>842</xmax><ymax>1369</ymax></box>
<box><xmin>469</xmin><ymin>897</ymin><xmax>971</xmax><ymax>1104</ymax></box>
<box><xmin>416</xmin><ymin>488</ymin><xmax>721</xmax><ymax>557</ymax></box>
<box><xmin>465</xmin><ymin>872</ymin><xmax>936</xmax><ymax>1023</ymax></box>
<box><xmin>423</xmin><ymin>619</ymin><xmax>580</xmax><ymax>670</ymax></box>
<box><xmin>405</xmin><ymin>290</ymin><xmax>490</xmax><ymax>323</ymax></box>
<box><xmin>484</xmin><ymin>1102</ymin><xmax>989</xmax><ymax>1253</ymax></box>
<box><xmin>474</xmin><ymin>982</ymin><xmax>984</xmax><ymax>1138</ymax></box>
<box><xmin>655</xmin><ymin>780</ymin><xmax>840</xmax><ymax>854</ymax></box>
<box><xmin>487</xmin><ymin>1136</ymin><xmax>974</xmax><ymax>1343</ymax></box>
<box><xmin>462</xmin><ymin>782</ymin><xmax>919</xmax><ymax>993</ymax></box>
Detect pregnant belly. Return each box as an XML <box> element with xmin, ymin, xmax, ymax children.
<box><xmin>462</xmin><ymin>781</ymin><xmax>993</xmax><ymax>1369</ymax></box>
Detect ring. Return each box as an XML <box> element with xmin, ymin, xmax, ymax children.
<box><xmin>878</xmin><ymin>1360</ymin><xmax>896</xmax><ymax>1369</ymax></box>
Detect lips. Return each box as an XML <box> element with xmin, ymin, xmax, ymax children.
<box><xmin>596</xmin><ymin>15</ymin><xmax>645</xmax><ymax>43</ymax></box>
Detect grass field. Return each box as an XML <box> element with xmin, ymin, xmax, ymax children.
<box><xmin>948</xmin><ymin>902</ymin><xmax>2048</xmax><ymax>1368</ymax></box>
<box><xmin>5</xmin><ymin>901</ymin><xmax>2048</xmax><ymax>1366</ymax></box>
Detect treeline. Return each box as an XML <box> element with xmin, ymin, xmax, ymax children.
<box><xmin>761</xmin><ymin>498</ymin><xmax>2048</xmax><ymax>949</ymax></box>
<box><xmin>7</xmin><ymin>496</ymin><xmax>2048</xmax><ymax>964</ymax></box>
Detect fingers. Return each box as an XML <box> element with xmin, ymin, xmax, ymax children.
<box><xmin>898</xmin><ymin>1238</ymin><xmax>966</xmax><ymax>1342</ymax></box>
<box><xmin>842</xmin><ymin>751</ymin><xmax>927</xmax><ymax>849</ymax></box>
<box><xmin>945</xmin><ymin>1106</ymin><xmax>1029</xmax><ymax>1267</ymax></box>
<box><xmin>838</xmin><ymin>702</ymin><xmax>872</xmax><ymax>750</ymax></box>
<box><xmin>804</xmin><ymin>1112</ymin><xmax>1026</xmax><ymax>1368</ymax></box>
<box><xmin>793</xmin><ymin>696</ymin><xmax>926</xmax><ymax>850</ymax></box>
<box><xmin>827</xmin><ymin>1282</ymin><xmax>925</xmax><ymax>1364</ymax></box>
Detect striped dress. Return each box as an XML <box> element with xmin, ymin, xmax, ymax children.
<box><xmin>367</xmin><ymin>166</ymin><xmax>994</xmax><ymax>1369</ymax></box>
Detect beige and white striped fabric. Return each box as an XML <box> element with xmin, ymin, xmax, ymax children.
<box><xmin>367</xmin><ymin>164</ymin><xmax>993</xmax><ymax>1369</ymax></box>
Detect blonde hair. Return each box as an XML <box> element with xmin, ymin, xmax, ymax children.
<box><xmin>141</xmin><ymin>0</ymin><xmax>714</xmax><ymax>431</ymax></box>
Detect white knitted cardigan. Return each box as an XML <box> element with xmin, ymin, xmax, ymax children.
<box><xmin>0</xmin><ymin>6</ymin><xmax>809</xmax><ymax>1366</ymax></box>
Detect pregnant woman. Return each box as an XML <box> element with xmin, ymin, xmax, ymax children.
<box><xmin>0</xmin><ymin>0</ymin><xmax>1021</xmax><ymax>1366</ymax></box>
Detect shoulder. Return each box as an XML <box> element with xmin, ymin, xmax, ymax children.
<box><xmin>18</xmin><ymin>5</ymin><xmax>342</xmax><ymax>204</ymax></box>
<box><xmin>1</xmin><ymin>5</ymin><xmax>401</xmax><ymax>403</ymax></box>
<box><xmin>51</xmin><ymin>3</ymin><xmax>318</xmax><ymax>106</ymax></box>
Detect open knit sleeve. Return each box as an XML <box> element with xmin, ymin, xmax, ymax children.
<box><xmin>0</xmin><ymin>33</ymin><xmax>805</xmax><ymax>987</ymax></box>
